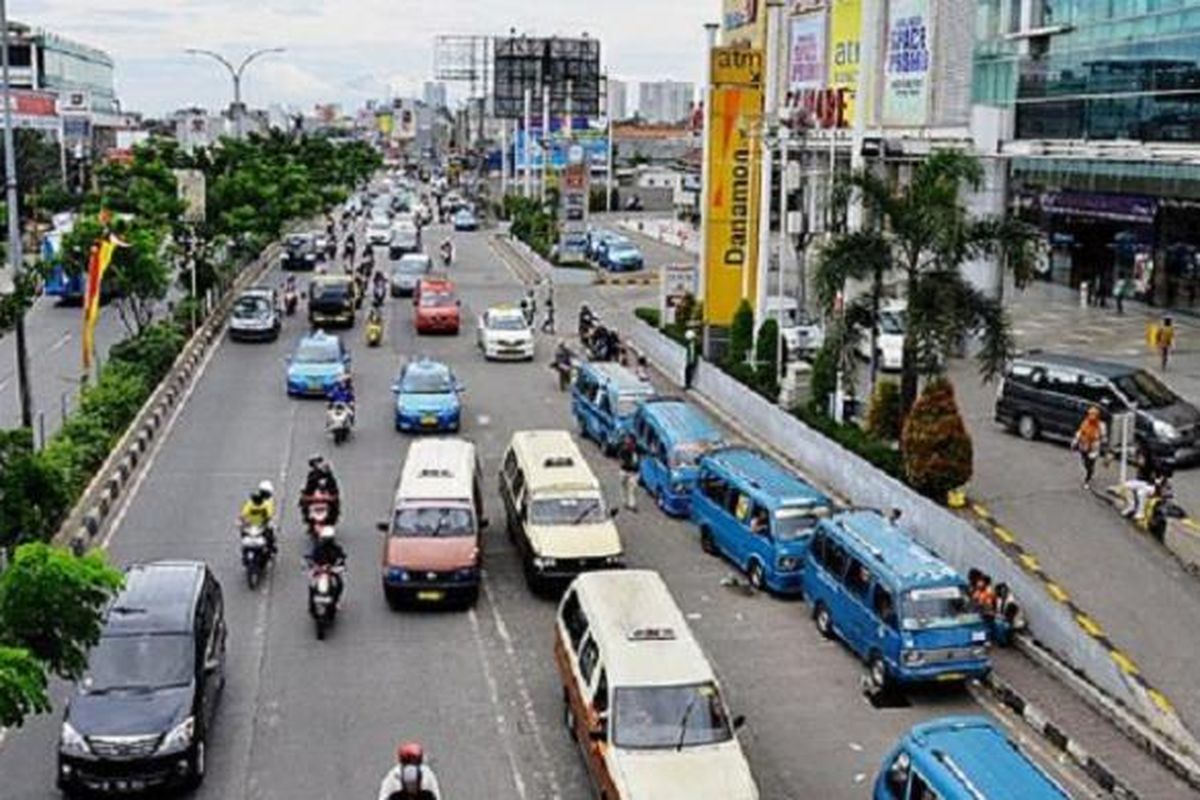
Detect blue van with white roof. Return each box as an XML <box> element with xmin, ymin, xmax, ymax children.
<box><xmin>690</xmin><ymin>446</ymin><xmax>832</xmax><ymax>595</ymax></box>
<box><xmin>875</xmin><ymin>716</ymin><xmax>1072</xmax><ymax>800</ymax></box>
<box><xmin>571</xmin><ymin>362</ymin><xmax>656</xmax><ymax>454</ymax></box>
<box><xmin>632</xmin><ymin>398</ymin><xmax>724</xmax><ymax>516</ymax></box>
<box><xmin>805</xmin><ymin>510</ymin><xmax>991</xmax><ymax>693</ymax></box>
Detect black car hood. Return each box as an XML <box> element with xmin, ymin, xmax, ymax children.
<box><xmin>66</xmin><ymin>684</ymin><xmax>193</xmax><ymax>737</ymax></box>
<box><xmin>1144</xmin><ymin>400</ymin><xmax>1200</xmax><ymax>429</ymax></box>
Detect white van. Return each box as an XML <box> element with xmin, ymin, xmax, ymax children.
<box><xmin>499</xmin><ymin>430</ymin><xmax>623</xmax><ymax>592</ymax></box>
<box><xmin>555</xmin><ymin>570</ymin><xmax>759</xmax><ymax>799</ymax></box>
<box><xmin>378</xmin><ymin>438</ymin><xmax>485</xmax><ymax>607</ymax></box>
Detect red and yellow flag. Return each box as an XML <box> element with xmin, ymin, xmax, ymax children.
<box><xmin>81</xmin><ymin>236</ymin><xmax>120</xmax><ymax>371</ymax></box>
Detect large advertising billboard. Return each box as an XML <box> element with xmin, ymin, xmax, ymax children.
<box><xmin>513</xmin><ymin>127</ymin><xmax>608</xmax><ymax>170</ymax></box>
<box><xmin>493</xmin><ymin>36</ymin><xmax>601</xmax><ymax>119</ymax></box>
<box><xmin>827</xmin><ymin>0</ymin><xmax>861</xmax><ymax>126</ymax></box>
<box><xmin>883</xmin><ymin>0</ymin><xmax>931</xmax><ymax>126</ymax></box>
<box><xmin>704</xmin><ymin>47</ymin><xmax>763</xmax><ymax>326</ymax></box>
<box><xmin>723</xmin><ymin>0</ymin><xmax>765</xmax><ymax>47</ymax></box>
<box><xmin>788</xmin><ymin>13</ymin><xmax>826</xmax><ymax>95</ymax></box>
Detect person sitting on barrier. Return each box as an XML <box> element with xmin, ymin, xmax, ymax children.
<box><xmin>989</xmin><ymin>582</ymin><xmax>1025</xmax><ymax>646</ymax></box>
<box><xmin>970</xmin><ymin>572</ymin><xmax>997</xmax><ymax>618</ymax></box>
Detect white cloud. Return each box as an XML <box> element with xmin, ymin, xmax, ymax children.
<box><xmin>10</xmin><ymin>0</ymin><xmax>711</xmax><ymax>114</ymax></box>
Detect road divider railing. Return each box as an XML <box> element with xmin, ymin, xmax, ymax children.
<box><xmin>621</xmin><ymin>315</ymin><xmax>1200</xmax><ymax>779</ymax></box>
<box><xmin>53</xmin><ymin>236</ymin><xmax>289</xmax><ymax>552</ymax></box>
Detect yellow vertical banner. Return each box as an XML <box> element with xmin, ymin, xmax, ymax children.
<box><xmin>828</xmin><ymin>0</ymin><xmax>862</xmax><ymax>126</ymax></box>
<box><xmin>704</xmin><ymin>47</ymin><xmax>764</xmax><ymax>326</ymax></box>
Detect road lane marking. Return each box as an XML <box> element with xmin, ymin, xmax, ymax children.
<box><xmin>467</xmin><ymin>605</ymin><xmax>530</xmax><ymax>800</ymax></box>
<box><xmin>47</xmin><ymin>331</ymin><xmax>72</xmax><ymax>353</ymax></box>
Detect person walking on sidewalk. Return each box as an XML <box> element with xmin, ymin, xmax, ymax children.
<box><xmin>1071</xmin><ymin>406</ymin><xmax>1107</xmax><ymax>490</ymax></box>
<box><xmin>684</xmin><ymin>329</ymin><xmax>698</xmax><ymax>389</ymax></box>
<box><xmin>541</xmin><ymin>284</ymin><xmax>556</xmax><ymax>333</ymax></box>
<box><xmin>1155</xmin><ymin>316</ymin><xmax>1175</xmax><ymax>370</ymax></box>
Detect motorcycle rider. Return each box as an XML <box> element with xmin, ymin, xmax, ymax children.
<box><xmin>439</xmin><ymin>237</ymin><xmax>454</xmax><ymax>266</ymax></box>
<box><xmin>378</xmin><ymin>742</ymin><xmax>441</xmax><ymax>800</ymax></box>
<box><xmin>302</xmin><ymin>455</ymin><xmax>341</xmax><ymax>525</ymax></box>
<box><xmin>239</xmin><ymin>481</ymin><xmax>277</xmax><ymax>555</ymax></box>
<box><xmin>553</xmin><ymin>339</ymin><xmax>573</xmax><ymax>392</ymax></box>
<box><xmin>328</xmin><ymin>374</ymin><xmax>356</xmax><ymax>426</ymax></box>
<box><xmin>372</xmin><ymin>271</ymin><xmax>388</xmax><ymax>307</ymax></box>
<box><xmin>307</xmin><ymin>525</ymin><xmax>346</xmax><ymax>605</ymax></box>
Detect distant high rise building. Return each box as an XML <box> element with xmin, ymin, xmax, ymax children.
<box><xmin>637</xmin><ymin>80</ymin><xmax>694</xmax><ymax>124</ymax></box>
<box><xmin>423</xmin><ymin>81</ymin><xmax>448</xmax><ymax>110</ymax></box>
<box><xmin>607</xmin><ymin>78</ymin><xmax>628</xmax><ymax>121</ymax></box>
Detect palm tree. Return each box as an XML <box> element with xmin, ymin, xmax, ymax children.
<box><xmin>814</xmin><ymin>151</ymin><xmax>1041</xmax><ymax>414</ymax></box>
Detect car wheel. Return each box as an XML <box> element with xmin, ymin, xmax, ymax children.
<box><xmin>1017</xmin><ymin>414</ymin><xmax>1039</xmax><ymax>441</ymax></box>
<box><xmin>700</xmin><ymin>527</ymin><xmax>717</xmax><ymax>555</ymax></box>
<box><xmin>814</xmin><ymin>603</ymin><xmax>834</xmax><ymax>639</ymax></box>
<box><xmin>867</xmin><ymin>654</ymin><xmax>890</xmax><ymax>696</ymax></box>
<box><xmin>747</xmin><ymin>560</ymin><xmax>765</xmax><ymax>590</ymax></box>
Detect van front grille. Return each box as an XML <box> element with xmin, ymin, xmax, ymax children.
<box><xmin>87</xmin><ymin>734</ymin><xmax>162</xmax><ymax>759</ymax></box>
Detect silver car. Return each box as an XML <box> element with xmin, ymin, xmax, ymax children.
<box><xmin>389</xmin><ymin>254</ymin><xmax>432</xmax><ymax>297</ymax></box>
<box><xmin>229</xmin><ymin>287</ymin><xmax>281</xmax><ymax>342</ymax></box>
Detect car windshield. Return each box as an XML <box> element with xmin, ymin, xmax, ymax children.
<box><xmin>295</xmin><ymin>340</ymin><xmax>340</xmax><ymax>364</ymax></box>
<box><xmin>311</xmin><ymin>282</ymin><xmax>349</xmax><ymax>301</ymax></box>
<box><xmin>773</xmin><ymin>504</ymin><xmax>831</xmax><ymax>540</ymax></box>
<box><xmin>401</xmin><ymin>369</ymin><xmax>453</xmax><ymax>394</ymax></box>
<box><xmin>902</xmin><ymin>586</ymin><xmax>982</xmax><ymax>631</ymax></box>
<box><xmin>610</xmin><ymin>244</ymin><xmax>637</xmax><ymax>255</ymax></box>
<box><xmin>234</xmin><ymin>297</ymin><xmax>270</xmax><ymax>317</ymax></box>
<box><xmin>81</xmin><ymin>634</ymin><xmax>193</xmax><ymax>693</ymax></box>
<box><xmin>489</xmin><ymin>313</ymin><xmax>527</xmax><ymax>331</ymax></box>
<box><xmin>613</xmin><ymin>683</ymin><xmax>733</xmax><ymax>749</ymax></box>
<box><xmin>287</xmin><ymin>236</ymin><xmax>309</xmax><ymax>249</ymax></box>
<box><xmin>530</xmin><ymin>496</ymin><xmax>607</xmax><ymax>525</ymax></box>
<box><xmin>420</xmin><ymin>292</ymin><xmax>455</xmax><ymax>308</ymax></box>
<box><xmin>880</xmin><ymin>311</ymin><xmax>905</xmax><ymax>335</ymax></box>
<box><xmin>395</xmin><ymin>259</ymin><xmax>428</xmax><ymax>275</ymax></box>
<box><xmin>1115</xmin><ymin>370</ymin><xmax>1178</xmax><ymax>410</ymax></box>
<box><xmin>392</xmin><ymin>506</ymin><xmax>474</xmax><ymax>538</ymax></box>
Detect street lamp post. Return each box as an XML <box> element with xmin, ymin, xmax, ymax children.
<box><xmin>185</xmin><ymin>47</ymin><xmax>285</xmax><ymax>139</ymax></box>
<box><xmin>1</xmin><ymin>0</ymin><xmax>32</xmax><ymax>429</ymax></box>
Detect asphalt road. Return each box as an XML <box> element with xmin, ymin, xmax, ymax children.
<box><xmin>0</xmin><ymin>221</ymin><xmax>1097</xmax><ymax>799</ymax></box>
<box><xmin>0</xmin><ymin>295</ymin><xmax>126</xmax><ymax>433</ymax></box>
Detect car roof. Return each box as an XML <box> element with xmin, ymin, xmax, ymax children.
<box><xmin>105</xmin><ymin>561</ymin><xmax>206</xmax><ymax>635</ymax></box>
<box><xmin>298</xmin><ymin>331</ymin><xmax>341</xmax><ymax>348</ymax></box>
<box><xmin>569</xmin><ymin>570</ymin><xmax>715</xmax><ymax>686</ymax></box>
<box><xmin>819</xmin><ymin>510</ymin><xmax>962</xmax><ymax>590</ymax></box>
<box><xmin>510</xmin><ymin>430</ymin><xmax>600</xmax><ymax>494</ymax></box>
<box><xmin>1012</xmin><ymin>350</ymin><xmax>1137</xmax><ymax>379</ymax></box>
<box><xmin>420</xmin><ymin>277</ymin><xmax>454</xmax><ymax>290</ymax></box>
<box><xmin>580</xmin><ymin>362</ymin><xmax>655</xmax><ymax>395</ymax></box>
<box><xmin>398</xmin><ymin>438</ymin><xmax>476</xmax><ymax>503</ymax></box>
<box><xmin>701</xmin><ymin>446</ymin><xmax>828</xmax><ymax>510</ymax></box>
<box><xmin>403</xmin><ymin>358</ymin><xmax>451</xmax><ymax>379</ymax></box>
<box><xmin>487</xmin><ymin>304</ymin><xmax>524</xmax><ymax>318</ymax></box>
<box><xmin>904</xmin><ymin>717</ymin><xmax>1072</xmax><ymax>799</ymax></box>
<box><xmin>638</xmin><ymin>399</ymin><xmax>723</xmax><ymax>444</ymax></box>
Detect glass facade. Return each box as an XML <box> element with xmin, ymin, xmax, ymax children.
<box><xmin>974</xmin><ymin>0</ymin><xmax>1200</xmax><ymax>141</ymax></box>
<box><xmin>34</xmin><ymin>32</ymin><xmax>116</xmax><ymax>114</ymax></box>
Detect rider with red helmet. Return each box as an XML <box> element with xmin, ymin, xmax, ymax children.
<box><xmin>378</xmin><ymin>741</ymin><xmax>441</xmax><ymax>800</ymax></box>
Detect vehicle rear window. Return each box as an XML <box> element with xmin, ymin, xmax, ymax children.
<box><xmin>82</xmin><ymin>634</ymin><xmax>194</xmax><ymax>692</ymax></box>
<box><xmin>420</xmin><ymin>292</ymin><xmax>455</xmax><ymax>308</ymax></box>
<box><xmin>392</xmin><ymin>507</ymin><xmax>474</xmax><ymax>538</ymax></box>
<box><xmin>311</xmin><ymin>282</ymin><xmax>349</xmax><ymax>301</ymax></box>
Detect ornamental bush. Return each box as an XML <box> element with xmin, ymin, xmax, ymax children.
<box><xmin>866</xmin><ymin>380</ymin><xmax>903</xmax><ymax>441</ymax></box>
<box><xmin>901</xmin><ymin>377</ymin><xmax>973</xmax><ymax>501</ymax></box>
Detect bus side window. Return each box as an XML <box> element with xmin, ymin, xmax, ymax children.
<box><xmin>579</xmin><ymin>636</ymin><xmax>600</xmax><ymax>685</ymax></box>
<box><xmin>561</xmin><ymin>592</ymin><xmax>590</xmax><ymax>652</ymax></box>
<box><xmin>701</xmin><ymin>472</ymin><xmax>727</xmax><ymax>505</ymax></box>
<box><xmin>882</xmin><ymin>751</ymin><xmax>910</xmax><ymax>799</ymax></box>
<box><xmin>909</xmin><ymin>771</ymin><xmax>941</xmax><ymax>800</ymax></box>
<box><xmin>845</xmin><ymin>558</ymin><xmax>872</xmax><ymax>600</ymax></box>
<box><xmin>810</xmin><ymin>532</ymin><xmax>828</xmax><ymax>566</ymax></box>
<box><xmin>873</xmin><ymin>586</ymin><xmax>898</xmax><ymax>629</ymax></box>
<box><xmin>826</xmin><ymin>540</ymin><xmax>849</xmax><ymax>582</ymax></box>
<box><xmin>592</xmin><ymin>670</ymin><xmax>608</xmax><ymax>713</ymax></box>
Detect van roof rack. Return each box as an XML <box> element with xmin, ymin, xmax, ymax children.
<box><xmin>544</xmin><ymin>456</ymin><xmax>574</xmax><ymax>468</ymax></box>
<box><xmin>628</xmin><ymin>626</ymin><xmax>675</xmax><ymax>641</ymax></box>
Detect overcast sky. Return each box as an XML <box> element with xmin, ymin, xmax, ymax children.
<box><xmin>12</xmin><ymin>0</ymin><xmax>710</xmax><ymax>116</ymax></box>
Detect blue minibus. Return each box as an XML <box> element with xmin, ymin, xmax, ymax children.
<box><xmin>690</xmin><ymin>446</ymin><xmax>832</xmax><ymax>595</ymax></box>
<box><xmin>632</xmin><ymin>398</ymin><xmax>724</xmax><ymax>516</ymax></box>
<box><xmin>875</xmin><ymin>716</ymin><xmax>1072</xmax><ymax>799</ymax></box>
<box><xmin>804</xmin><ymin>510</ymin><xmax>991</xmax><ymax>693</ymax></box>
<box><xmin>571</xmin><ymin>361</ymin><xmax>656</xmax><ymax>455</ymax></box>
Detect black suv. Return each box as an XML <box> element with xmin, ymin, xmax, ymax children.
<box><xmin>995</xmin><ymin>351</ymin><xmax>1200</xmax><ymax>465</ymax></box>
<box><xmin>280</xmin><ymin>233</ymin><xmax>318</xmax><ymax>271</ymax></box>
<box><xmin>58</xmin><ymin>561</ymin><xmax>226</xmax><ymax>796</ymax></box>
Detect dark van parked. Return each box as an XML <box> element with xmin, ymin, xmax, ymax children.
<box><xmin>994</xmin><ymin>351</ymin><xmax>1200</xmax><ymax>465</ymax></box>
<box><xmin>58</xmin><ymin>561</ymin><xmax>226</xmax><ymax>796</ymax></box>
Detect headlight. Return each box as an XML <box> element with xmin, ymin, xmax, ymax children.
<box><xmin>777</xmin><ymin>556</ymin><xmax>799</xmax><ymax>572</ymax></box>
<box><xmin>604</xmin><ymin>554</ymin><xmax>624</xmax><ymax>566</ymax></box>
<box><xmin>158</xmin><ymin>716</ymin><xmax>194</xmax><ymax>754</ymax></box>
<box><xmin>1153</xmin><ymin>419</ymin><xmax>1181</xmax><ymax>441</ymax></box>
<box><xmin>60</xmin><ymin>722</ymin><xmax>90</xmax><ymax>756</ymax></box>
<box><xmin>970</xmin><ymin>645</ymin><xmax>989</xmax><ymax>659</ymax></box>
<box><xmin>902</xmin><ymin>650</ymin><xmax>925</xmax><ymax>666</ymax></box>
<box><xmin>533</xmin><ymin>556</ymin><xmax>557</xmax><ymax>569</ymax></box>
<box><xmin>455</xmin><ymin>566</ymin><xmax>480</xmax><ymax>580</ymax></box>
<box><xmin>388</xmin><ymin>568</ymin><xmax>409</xmax><ymax>582</ymax></box>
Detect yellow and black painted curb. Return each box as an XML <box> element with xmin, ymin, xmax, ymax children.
<box><xmin>961</xmin><ymin>498</ymin><xmax>1184</xmax><ymax>728</ymax></box>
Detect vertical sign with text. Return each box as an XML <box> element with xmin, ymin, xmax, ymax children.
<box><xmin>883</xmin><ymin>0</ymin><xmax>932</xmax><ymax>126</ymax></box>
<box><xmin>827</xmin><ymin>0</ymin><xmax>862</xmax><ymax>127</ymax></box>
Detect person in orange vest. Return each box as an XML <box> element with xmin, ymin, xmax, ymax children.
<box><xmin>1071</xmin><ymin>405</ymin><xmax>1107</xmax><ymax>489</ymax></box>
<box><xmin>1155</xmin><ymin>316</ymin><xmax>1175</xmax><ymax>371</ymax></box>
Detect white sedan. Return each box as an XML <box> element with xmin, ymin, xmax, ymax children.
<box><xmin>477</xmin><ymin>305</ymin><xmax>535</xmax><ymax>361</ymax></box>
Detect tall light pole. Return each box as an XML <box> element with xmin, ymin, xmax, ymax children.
<box><xmin>1</xmin><ymin>0</ymin><xmax>32</xmax><ymax>429</ymax></box>
<box><xmin>185</xmin><ymin>47</ymin><xmax>285</xmax><ymax>139</ymax></box>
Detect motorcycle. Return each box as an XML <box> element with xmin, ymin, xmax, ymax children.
<box><xmin>283</xmin><ymin>287</ymin><xmax>299</xmax><ymax>316</ymax></box>
<box><xmin>365</xmin><ymin>316</ymin><xmax>384</xmax><ymax>347</ymax></box>
<box><xmin>239</xmin><ymin>523</ymin><xmax>272</xmax><ymax>589</ymax></box>
<box><xmin>300</xmin><ymin>491</ymin><xmax>338</xmax><ymax>539</ymax></box>
<box><xmin>326</xmin><ymin>402</ymin><xmax>354</xmax><ymax>445</ymax></box>
<box><xmin>585</xmin><ymin>325</ymin><xmax>619</xmax><ymax>362</ymax></box>
<box><xmin>578</xmin><ymin>304</ymin><xmax>595</xmax><ymax>340</ymax></box>
<box><xmin>308</xmin><ymin>563</ymin><xmax>344</xmax><ymax>640</ymax></box>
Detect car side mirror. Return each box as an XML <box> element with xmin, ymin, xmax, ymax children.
<box><xmin>732</xmin><ymin>714</ymin><xmax>746</xmax><ymax>731</ymax></box>
<box><xmin>391</xmin><ymin>383</ymin><xmax>401</xmax><ymax>393</ymax></box>
<box><xmin>376</xmin><ymin>520</ymin><xmax>389</xmax><ymax>533</ymax></box>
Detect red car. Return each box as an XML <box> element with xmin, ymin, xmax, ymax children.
<box><xmin>414</xmin><ymin>277</ymin><xmax>461</xmax><ymax>335</ymax></box>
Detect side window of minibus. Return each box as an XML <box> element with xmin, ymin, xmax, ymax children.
<box><xmin>579</xmin><ymin>635</ymin><xmax>600</xmax><ymax>685</ymax></box>
<box><xmin>561</xmin><ymin>592</ymin><xmax>589</xmax><ymax>652</ymax></box>
<box><xmin>873</xmin><ymin>586</ymin><xmax>898</xmax><ymax>629</ymax></box>
<box><xmin>512</xmin><ymin>467</ymin><xmax>526</xmax><ymax>505</ymax></box>
<box><xmin>845</xmin><ymin>558</ymin><xmax>872</xmax><ymax>600</ymax></box>
<box><xmin>597</xmin><ymin>388</ymin><xmax>612</xmax><ymax>415</ymax></box>
<box><xmin>909</xmin><ymin>771</ymin><xmax>941</xmax><ymax>800</ymax></box>
<box><xmin>826</xmin><ymin>541</ymin><xmax>849</xmax><ymax>582</ymax></box>
<box><xmin>592</xmin><ymin>670</ymin><xmax>608</xmax><ymax>714</ymax></box>
<box><xmin>882</xmin><ymin>751</ymin><xmax>910</xmax><ymax>799</ymax></box>
<box><xmin>700</xmin><ymin>472</ymin><xmax>727</xmax><ymax>505</ymax></box>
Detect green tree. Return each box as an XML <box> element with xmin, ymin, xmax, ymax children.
<box><xmin>754</xmin><ymin>318</ymin><xmax>780</xmax><ymax>400</ymax></box>
<box><xmin>0</xmin><ymin>430</ymin><xmax>71</xmax><ymax>548</ymax></box>
<box><xmin>824</xmin><ymin>152</ymin><xmax>1041</xmax><ymax>414</ymax></box>
<box><xmin>0</xmin><ymin>646</ymin><xmax>49</xmax><ymax>728</ymax></box>
<box><xmin>727</xmin><ymin>300</ymin><xmax>754</xmax><ymax>366</ymax></box>
<box><xmin>901</xmin><ymin>377</ymin><xmax>973</xmax><ymax>500</ymax></box>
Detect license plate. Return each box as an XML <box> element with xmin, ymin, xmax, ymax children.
<box><xmin>417</xmin><ymin>590</ymin><xmax>444</xmax><ymax>602</ymax></box>
<box><xmin>422</xmin><ymin>415</ymin><xmax>437</xmax><ymax>426</ymax></box>
<box><xmin>935</xmin><ymin>672</ymin><xmax>965</xmax><ymax>682</ymax></box>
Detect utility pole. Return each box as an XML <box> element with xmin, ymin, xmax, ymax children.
<box><xmin>753</xmin><ymin>0</ymin><xmax>785</xmax><ymax>350</ymax></box>
<box><xmin>185</xmin><ymin>47</ymin><xmax>285</xmax><ymax>139</ymax></box>
<box><xmin>1</xmin><ymin>0</ymin><xmax>32</xmax><ymax>429</ymax></box>
<box><xmin>697</xmin><ymin>21</ymin><xmax>719</xmax><ymax>358</ymax></box>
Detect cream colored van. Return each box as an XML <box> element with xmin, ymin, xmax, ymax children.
<box><xmin>554</xmin><ymin>569</ymin><xmax>759</xmax><ymax>800</ymax></box>
<box><xmin>499</xmin><ymin>430</ymin><xmax>623</xmax><ymax>592</ymax></box>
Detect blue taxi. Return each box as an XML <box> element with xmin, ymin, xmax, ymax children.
<box><xmin>393</xmin><ymin>358</ymin><xmax>464</xmax><ymax>432</ymax></box>
<box><xmin>285</xmin><ymin>331</ymin><xmax>350</xmax><ymax>397</ymax></box>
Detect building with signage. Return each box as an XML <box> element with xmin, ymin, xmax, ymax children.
<box><xmin>637</xmin><ymin>81</ymin><xmax>695</xmax><ymax>124</ymax></box>
<box><xmin>973</xmin><ymin>0</ymin><xmax>1200</xmax><ymax>308</ymax></box>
